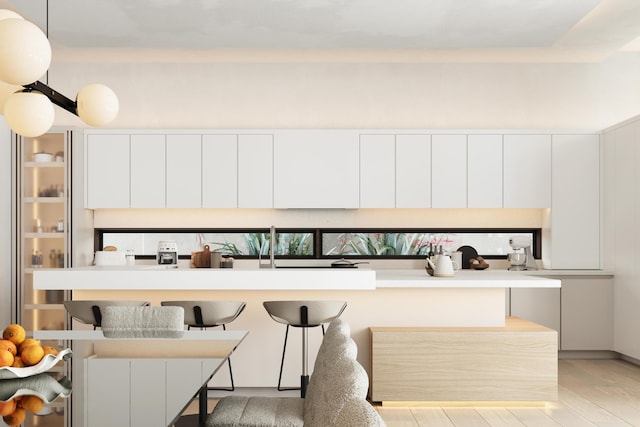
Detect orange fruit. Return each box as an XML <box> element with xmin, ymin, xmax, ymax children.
<box><xmin>42</xmin><ymin>345</ymin><xmax>58</xmax><ymax>357</ymax></box>
<box><xmin>19</xmin><ymin>395</ymin><xmax>44</xmax><ymax>414</ymax></box>
<box><xmin>3</xmin><ymin>407</ymin><xmax>26</xmax><ymax>426</ymax></box>
<box><xmin>0</xmin><ymin>399</ymin><xmax>16</xmax><ymax>416</ymax></box>
<box><xmin>0</xmin><ymin>339</ymin><xmax>17</xmax><ymax>356</ymax></box>
<box><xmin>20</xmin><ymin>344</ymin><xmax>44</xmax><ymax>366</ymax></box>
<box><xmin>2</xmin><ymin>324</ymin><xmax>25</xmax><ymax>346</ymax></box>
<box><xmin>0</xmin><ymin>349</ymin><xmax>14</xmax><ymax>367</ymax></box>
<box><xmin>11</xmin><ymin>356</ymin><xmax>24</xmax><ymax>368</ymax></box>
<box><xmin>18</xmin><ymin>338</ymin><xmax>40</xmax><ymax>354</ymax></box>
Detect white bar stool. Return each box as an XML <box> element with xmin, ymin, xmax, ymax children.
<box><xmin>63</xmin><ymin>300</ymin><xmax>150</xmax><ymax>329</ymax></box>
<box><xmin>161</xmin><ymin>300</ymin><xmax>246</xmax><ymax>391</ymax></box>
<box><xmin>263</xmin><ymin>300</ymin><xmax>347</xmax><ymax>398</ymax></box>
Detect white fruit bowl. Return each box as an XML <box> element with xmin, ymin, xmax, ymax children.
<box><xmin>0</xmin><ymin>348</ymin><xmax>71</xmax><ymax>380</ymax></box>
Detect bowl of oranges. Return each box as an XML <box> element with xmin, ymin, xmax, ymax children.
<box><xmin>0</xmin><ymin>324</ymin><xmax>71</xmax><ymax>380</ymax></box>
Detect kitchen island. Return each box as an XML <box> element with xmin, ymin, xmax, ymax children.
<box><xmin>34</xmin><ymin>267</ymin><xmax>560</xmax><ymax>390</ymax></box>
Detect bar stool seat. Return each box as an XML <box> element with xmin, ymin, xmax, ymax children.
<box><xmin>263</xmin><ymin>300</ymin><xmax>347</xmax><ymax>398</ymax></box>
<box><xmin>63</xmin><ymin>300</ymin><xmax>150</xmax><ymax>329</ymax></box>
<box><xmin>161</xmin><ymin>300</ymin><xmax>246</xmax><ymax>391</ymax></box>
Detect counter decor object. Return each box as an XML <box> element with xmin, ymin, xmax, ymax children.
<box><xmin>0</xmin><ymin>348</ymin><xmax>72</xmax><ymax>380</ymax></box>
<box><xmin>94</xmin><ymin>250</ymin><xmax>126</xmax><ymax>266</ymax></box>
<box><xmin>457</xmin><ymin>245</ymin><xmax>479</xmax><ymax>269</ymax></box>
<box><xmin>470</xmin><ymin>256</ymin><xmax>490</xmax><ymax>270</ymax></box>
<box><xmin>191</xmin><ymin>244</ymin><xmax>211</xmax><ymax>268</ymax></box>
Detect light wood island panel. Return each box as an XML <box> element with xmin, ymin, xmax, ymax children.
<box><xmin>370</xmin><ymin>317</ymin><xmax>558</xmax><ymax>404</ymax></box>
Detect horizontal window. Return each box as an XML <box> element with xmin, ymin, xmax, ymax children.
<box><xmin>98</xmin><ymin>228</ymin><xmax>540</xmax><ymax>260</ymax></box>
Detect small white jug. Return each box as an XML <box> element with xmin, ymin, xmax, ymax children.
<box><xmin>427</xmin><ymin>255</ymin><xmax>460</xmax><ymax>277</ymax></box>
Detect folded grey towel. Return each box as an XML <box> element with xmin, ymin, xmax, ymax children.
<box><xmin>102</xmin><ymin>306</ymin><xmax>185</xmax><ymax>338</ymax></box>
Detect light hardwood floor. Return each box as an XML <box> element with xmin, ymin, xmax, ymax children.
<box><xmin>184</xmin><ymin>358</ymin><xmax>640</xmax><ymax>427</ymax></box>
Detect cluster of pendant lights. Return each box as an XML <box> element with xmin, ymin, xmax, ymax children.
<box><xmin>0</xmin><ymin>9</ymin><xmax>118</xmax><ymax>137</ymax></box>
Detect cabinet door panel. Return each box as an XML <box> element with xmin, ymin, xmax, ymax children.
<box><xmin>238</xmin><ymin>134</ymin><xmax>273</xmax><ymax>208</ymax></box>
<box><xmin>166</xmin><ymin>359</ymin><xmax>205</xmax><ymax>423</ymax></box>
<box><xmin>86</xmin><ymin>359</ymin><xmax>131</xmax><ymax>427</ymax></box>
<box><xmin>274</xmin><ymin>131</ymin><xmax>359</xmax><ymax>208</ymax></box>
<box><xmin>360</xmin><ymin>134</ymin><xmax>395</xmax><ymax>208</ymax></box>
<box><xmin>166</xmin><ymin>134</ymin><xmax>202</xmax><ymax>208</ymax></box>
<box><xmin>396</xmin><ymin>135</ymin><xmax>431</xmax><ymax>208</ymax></box>
<box><xmin>131</xmin><ymin>359</ymin><xmax>166</xmax><ymax>426</ymax></box>
<box><xmin>468</xmin><ymin>135</ymin><xmax>503</xmax><ymax>208</ymax></box>
<box><xmin>551</xmin><ymin>134</ymin><xmax>600</xmax><ymax>269</ymax></box>
<box><xmin>86</xmin><ymin>134</ymin><xmax>130</xmax><ymax>208</ymax></box>
<box><xmin>432</xmin><ymin>135</ymin><xmax>466</xmax><ymax>208</ymax></box>
<box><xmin>561</xmin><ymin>278</ymin><xmax>613</xmax><ymax>350</ymax></box>
<box><xmin>130</xmin><ymin>134</ymin><xmax>166</xmax><ymax>208</ymax></box>
<box><xmin>503</xmin><ymin>135</ymin><xmax>551</xmax><ymax>208</ymax></box>
<box><xmin>203</xmin><ymin>134</ymin><xmax>238</xmax><ymax>208</ymax></box>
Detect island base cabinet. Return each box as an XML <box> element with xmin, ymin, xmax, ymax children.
<box><xmin>369</xmin><ymin>318</ymin><xmax>558</xmax><ymax>403</ymax></box>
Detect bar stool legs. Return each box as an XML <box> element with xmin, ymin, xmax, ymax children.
<box><xmin>264</xmin><ymin>300</ymin><xmax>347</xmax><ymax>398</ymax></box>
<box><xmin>161</xmin><ymin>300</ymin><xmax>246</xmax><ymax>392</ymax></box>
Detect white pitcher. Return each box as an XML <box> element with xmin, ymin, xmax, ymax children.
<box><xmin>427</xmin><ymin>255</ymin><xmax>460</xmax><ymax>277</ymax></box>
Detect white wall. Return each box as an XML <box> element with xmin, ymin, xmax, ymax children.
<box><xmin>603</xmin><ymin>115</ymin><xmax>640</xmax><ymax>360</ymax></box>
<box><xmin>49</xmin><ymin>52</ymin><xmax>640</xmax><ymax>131</ymax></box>
<box><xmin>0</xmin><ymin>118</ymin><xmax>12</xmax><ymax>327</ymax></box>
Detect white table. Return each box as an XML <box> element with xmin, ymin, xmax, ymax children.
<box><xmin>35</xmin><ymin>330</ymin><xmax>248</xmax><ymax>427</ymax></box>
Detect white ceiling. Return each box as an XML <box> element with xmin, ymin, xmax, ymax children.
<box><xmin>3</xmin><ymin>0</ymin><xmax>640</xmax><ymax>62</ymax></box>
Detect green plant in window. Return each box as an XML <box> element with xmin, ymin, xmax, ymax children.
<box><xmin>277</xmin><ymin>233</ymin><xmax>314</xmax><ymax>256</ymax></box>
<box><xmin>327</xmin><ymin>232</ymin><xmax>433</xmax><ymax>256</ymax></box>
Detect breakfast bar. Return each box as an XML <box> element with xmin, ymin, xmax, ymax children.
<box><xmin>34</xmin><ymin>267</ymin><xmax>560</xmax><ymax>390</ymax></box>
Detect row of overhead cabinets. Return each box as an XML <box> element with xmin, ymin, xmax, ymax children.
<box><xmin>85</xmin><ymin>129</ymin><xmax>599</xmax><ymax>208</ymax></box>
<box><xmin>85</xmin><ymin>129</ymin><xmax>601</xmax><ymax>269</ymax></box>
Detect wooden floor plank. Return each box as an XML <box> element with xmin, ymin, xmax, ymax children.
<box><xmin>411</xmin><ymin>407</ymin><xmax>456</xmax><ymax>427</ymax></box>
<box><xmin>475</xmin><ymin>407</ymin><xmax>526</xmax><ymax>427</ymax></box>
<box><xmin>507</xmin><ymin>408</ymin><xmax>563</xmax><ymax>426</ymax></box>
<box><xmin>375</xmin><ymin>407</ymin><xmax>420</xmax><ymax>427</ymax></box>
<box><xmin>443</xmin><ymin>408</ymin><xmax>490</xmax><ymax>427</ymax></box>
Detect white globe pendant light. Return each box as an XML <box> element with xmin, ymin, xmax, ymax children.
<box><xmin>0</xmin><ymin>79</ymin><xmax>20</xmax><ymax>114</ymax></box>
<box><xmin>0</xmin><ymin>17</ymin><xmax>51</xmax><ymax>85</ymax></box>
<box><xmin>0</xmin><ymin>9</ymin><xmax>118</xmax><ymax>131</ymax></box>
<box><xmin>4</xmin><ymin>91</ymin><xmax>55</xmax><ymax>137</ymax></box>
<box><xmin>76</xmin><ymin>83</ymin><xmax>119</xmax><ymax>126</ymax></box>
<box><xmin>0</xmin><ymin>9</ymin><xmax>23</xmax><ymax>21</ymax></box>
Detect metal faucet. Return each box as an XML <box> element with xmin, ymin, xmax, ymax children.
<box><xmin>259</xmin><ymin>225</ymin><xmax>276</xmax><ymax>269</ymax></box>
<box><xmin>270</xmin><ymin>225</ymin><xmax>276</xmax><ymax>269</ymax></box>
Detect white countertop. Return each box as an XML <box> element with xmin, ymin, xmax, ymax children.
<box><xmin>375</xmin><ymin>269</ymin><xmax>561</xmax><ymax>288</ymax></box>
<box><xmin>33</xmin><ymin>266</ymin><xmax>377</xmax><ymax>290</ymax></box>
<box><xmin>33</xmin><ymin>266</ymin><xmax>562</xmax><ymax>290</ymax></box>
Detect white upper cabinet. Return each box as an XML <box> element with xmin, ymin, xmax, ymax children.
<box><xmin>396</xmin><ymin>135</ymin><xmax>431</xmax><ymax>208</ymax></box>
<box><xmin>238</xmin><ymin>134</ymin><xmax>273</xmax><ymax>208</ymax></box>
<box><xmin>130</xmin><ymin>134</ymin><xmax>166</xmax><ymax>208</ymax></box>
<box><xmin>432</xmin><ymin>135</ymin><xmax>467</xmax><ymax>208</ymax></box>
<box><xmin>468</xmin><ymin>135</ymin><xmax>503</xmax><ymax>208</ymax></box>
<box><xmin>274</xmin><ymin>130</ymin><xmax>359</xmax><ymax>208</ymax></box>
<box><xmin>503</xmin><ymin>134</ymin><xmax>551</xmax><ymax>208</ymax></box>
<box><xmin>549</xmin><ymin>134</ymin><xmax>600</xmax><ymax>269</ymax></box>
<box><xmin>166</xmin><ymin>135</ymin><xmax>202</xmax><ymax>208</ymax></box>
<box><xmin>360</xmin><ymin>134</ymin><xmax>395</xmax><ymax>208</ymax></box>
<box><xmin>86</xmin><ymin>133</ymin><xmax>130</xmax><ymax>208</ymax></box>
<box><xmin>202</xmin><ymin>134</ymin><xmax>238</xmax><ymax>208</ymax></box>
